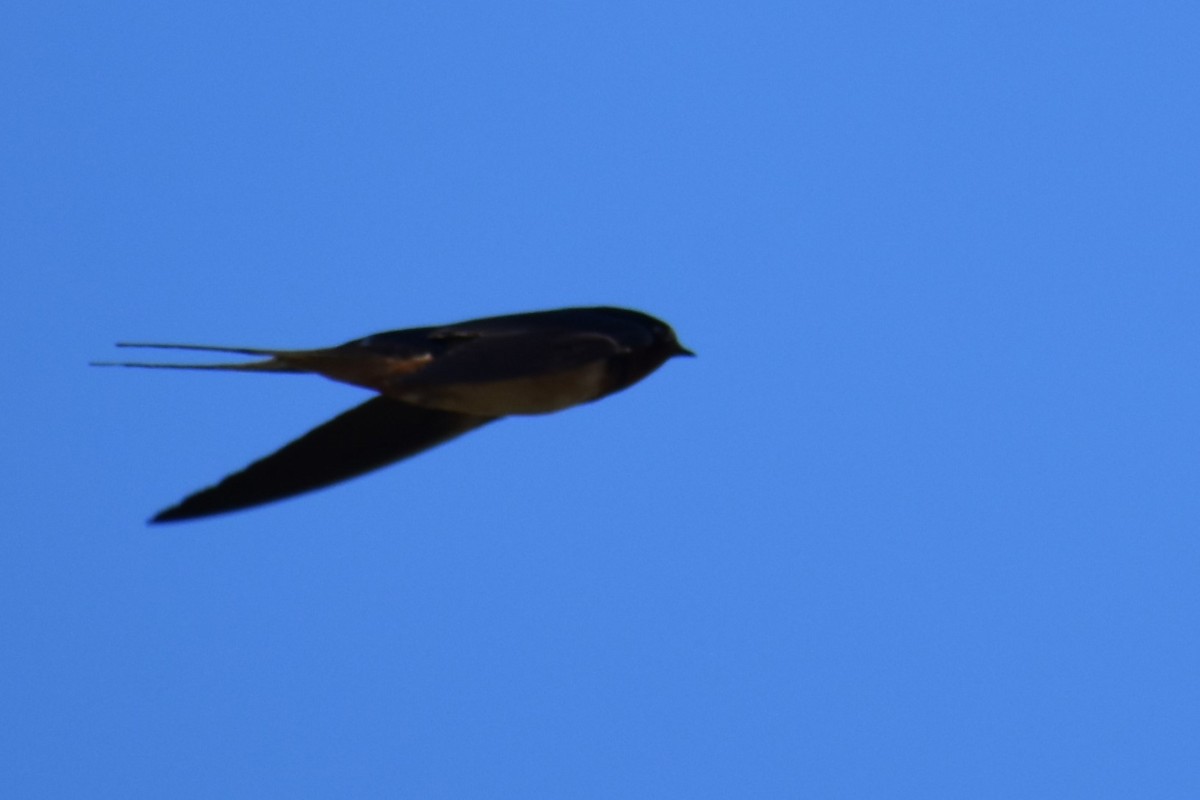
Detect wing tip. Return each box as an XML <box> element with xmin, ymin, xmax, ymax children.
<box><xmin>149</xmin><ymin>506</ymin><xmax>189</xmax><ymax>524</ymax></box>
<box><xmin>149</xmin><ymin>498</ymin><xmax>229</xmax><ymax>524</ymax></box>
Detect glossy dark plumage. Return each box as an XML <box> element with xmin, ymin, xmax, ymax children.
<box><xmin>93</xmin><ymin>306</ymin><xmax>692</xmax><ymax>523</ymax></box>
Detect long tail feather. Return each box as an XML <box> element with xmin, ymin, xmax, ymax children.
<box><xmin>114</xmin><ymin>342</ymin><xmax>283</xmax><ymax>356</ymax></box>
<box><xmin>91</xmin><ymin>341</ymin><xmax>306</xmax><ymax>372</ymax></box>
<box><xmin>89</xmin><ymin>358</ymin><xmax>296</xmax><ymax>372</ymax></box>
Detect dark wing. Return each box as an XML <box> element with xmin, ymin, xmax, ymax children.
<box><xmin>397</xmin><ymin>329</ymin><xmax>625</xmax><ymax>388</ymax></box>
<box><xmin>152</xmin><ymin>397</ymin><xmax>495</xmax><ymax>523</ymax></box>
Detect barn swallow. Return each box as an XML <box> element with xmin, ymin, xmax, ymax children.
<box><xmin>93</xmin><ymin>306</ymin><xmax>692</xmax><ymax>523</ymax></box>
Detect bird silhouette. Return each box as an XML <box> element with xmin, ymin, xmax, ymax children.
<box><xmin>94</xmin><ymin>306</ymin><xmax>692</xmax><ymax>523</ymax></box>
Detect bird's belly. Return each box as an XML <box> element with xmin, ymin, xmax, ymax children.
<box><xmin>396</xmin><ymin>362</ymin><xmax>610</xmax><ymax>416</ymax></box>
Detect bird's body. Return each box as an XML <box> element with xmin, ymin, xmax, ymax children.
<box><xmin>95</xmin><ymin>306</ymin><xmax>692</xmax><ymax>523</ymax></box>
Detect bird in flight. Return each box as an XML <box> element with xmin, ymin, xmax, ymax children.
<box><xmin>94</xmin><ymin>306</ymin><xmax>693</xmax><ymax>523</ymax></box>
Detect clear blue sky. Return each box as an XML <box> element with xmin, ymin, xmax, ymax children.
<box><xmin>4</xmin><ymin>2</ymin><xmax>1199</xmax><ymax>797</ymax></box>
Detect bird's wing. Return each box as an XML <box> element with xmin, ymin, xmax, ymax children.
<box><xmin>152</xmin><ymin>397</ymin><xmax>495</xmax><ymax>523</ymax></box>
<box><xmin>393</xmin><ymin>329</ymin><xmax>625</xmax><ymax>388</ymax></box>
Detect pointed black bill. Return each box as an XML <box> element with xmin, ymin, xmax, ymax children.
<box><xmin>152</xmin><ymin>397</ymin><xmax>495</xmax><ymax>523</ymax></box>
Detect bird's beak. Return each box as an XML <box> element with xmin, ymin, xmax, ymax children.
<box><xmin>673</xmin><ymin>343</ymin><xmax>696</xmax><ymax>358</ymax></box>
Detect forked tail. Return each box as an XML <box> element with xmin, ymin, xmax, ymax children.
<box><xmin>90</xmin><ymin>342</ymin><xmax>305</xmax><ymax>373</ymax></box>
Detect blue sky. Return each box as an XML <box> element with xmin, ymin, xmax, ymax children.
<box><xmin>4</xmin><ymin>2</ymin><xmax>1199</xmax><ymax>797</ymax></box>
